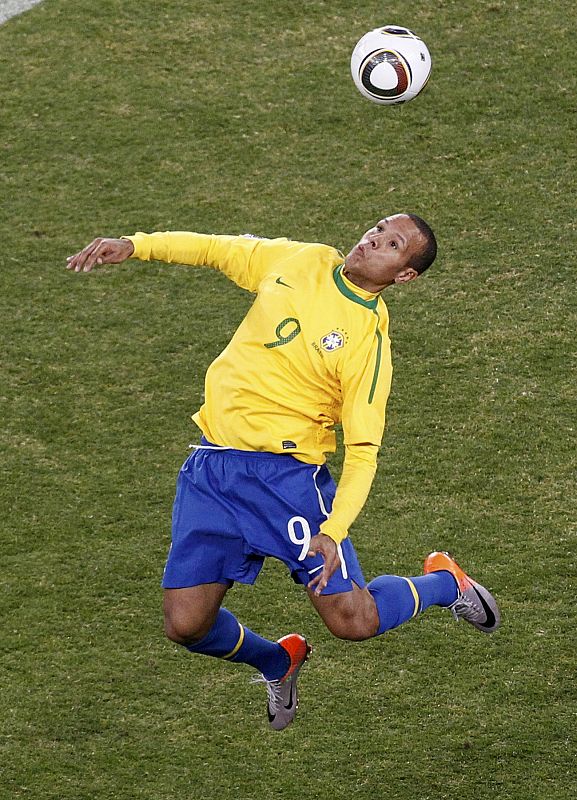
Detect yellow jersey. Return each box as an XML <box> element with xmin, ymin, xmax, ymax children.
<box><xmin>126</xmin><ymin>231</ymin><xmax>393</xmax><ymax>542</ymax></box>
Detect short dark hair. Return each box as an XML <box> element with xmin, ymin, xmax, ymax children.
<box><xmin>407</xmin><ymin>214</ymin><xmax>437</xmax><ymax>274</ymax></box>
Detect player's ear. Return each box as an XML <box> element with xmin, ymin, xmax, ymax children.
<box><xmin>394</xmin><ymin>267</ymin><xmax>419</xmax><ymax>284</ymax></box>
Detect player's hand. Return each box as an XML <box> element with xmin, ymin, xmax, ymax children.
<box><xmin>307</xmin><ymin>533</ymin><xmax>340</xmax><ymax>596</ymax></box>
<box><xmin>66</xmin><ymin>237</ymin><xmax>135</xmax><ymax>273</ymax></box>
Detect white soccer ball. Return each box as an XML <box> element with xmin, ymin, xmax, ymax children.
<box><xmin>350</xmin><ymin>25</ymin><xmax>432</xmax><ymax>105</ymax></box>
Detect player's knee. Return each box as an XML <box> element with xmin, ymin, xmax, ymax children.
<box><xmin>323</xmin><ymin>610</ymin><xmax>378</xmax><ymax>641</ymax></box>
<box><xmin>163</xmin><ymin>607</ymin><xmax>212</xmax><ymax>645</ymax></box>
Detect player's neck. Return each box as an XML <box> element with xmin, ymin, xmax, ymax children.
<box><xmin>342</xmin><ymin>263</ymin><xmax>391</xmax><ymax>294</ymax></box>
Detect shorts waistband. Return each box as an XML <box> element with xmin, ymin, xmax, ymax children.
<box><xmin>189</xmin><ymin>437</ymin><xmax>312</xmax><ymax>462</ymax></box>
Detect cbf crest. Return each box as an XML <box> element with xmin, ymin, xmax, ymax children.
<box><xmin>320</xmin><ymin>330</ymin><xmax>346</xmax><ymax>352</ymax></box>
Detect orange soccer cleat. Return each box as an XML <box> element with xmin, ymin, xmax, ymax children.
<box><xmin>424</xmin><ymin>551</ymin><xmax>501</xmax><ymax>634</ymax></box>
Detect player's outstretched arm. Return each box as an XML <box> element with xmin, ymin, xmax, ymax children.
<box><xmin>66</xmin><ymin>237</ymin><xmax>135</xmax><ymax>273</ymax></box>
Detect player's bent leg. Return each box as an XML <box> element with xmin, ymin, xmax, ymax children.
<box><xmin>309</xmin><ymin>556</ymin><xmax>498</xmax><ymax>640</ymax></box>
<box><xmin>163</xmin><ymin>584</ymin><xmax>295</xmax><ymax>690</ymax></box>
<box><xmin>309</xmin><ymin>572</ymin><xmax>460</xmax><ymax>640</ymax></box>
<box><xmin>308</xmin><ymin>583</ymin><xmax>380</xmax><ymax>641</ymax></box>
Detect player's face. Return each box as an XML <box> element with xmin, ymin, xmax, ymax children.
<box><xmin>344</xmin><ymin>214</ymin><xmax>423</xmax><ymax>292</ymax></box>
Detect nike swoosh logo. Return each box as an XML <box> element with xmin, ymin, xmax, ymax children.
<box><xmin>472</xmin><ymin>585</ymin><xmax>497</xmax><ymax>629</ymax></box>
<box><xmin>275</xmin><ymin>276</ymin><xmax>293</xmax><ymax>288</ymax></box>
<box><xmin>267</xmin><ymin>681</ymin><xmax>295</xmax><ymax>722</ymax></box>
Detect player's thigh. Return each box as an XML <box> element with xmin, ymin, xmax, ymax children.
<box><xmin>307</xmin><ymin>582</ymin><xmax>379</xmax><ymax>641</ymax></box>
<box><xmin>163</xmin><ymin>582</ymin><xmax>230</xmax><ymax>643</ymax></box>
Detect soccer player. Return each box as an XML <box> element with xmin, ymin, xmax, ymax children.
<box><xmin>66</xmin><ymin>214</ymin><xmax>500</xmax><ymax>731</ymax></box>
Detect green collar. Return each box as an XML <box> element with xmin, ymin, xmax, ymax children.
<box><xmin>333</xmin><ymin>265</ymin><xmax>379</xmax><ymax>310</ymax></box>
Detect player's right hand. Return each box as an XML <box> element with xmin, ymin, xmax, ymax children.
<box><xmin>306</xmin><ymin>533</ymin><xmax>341</xmax><ymax>596</ymax></box>
<box><xmin>66</xmin><ymin>237</ymin><xmax>135</xmax><ymax>273</ymax></box>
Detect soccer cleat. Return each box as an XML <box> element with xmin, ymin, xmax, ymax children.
<box><xmin>424</xmin><ymin>551</ymin><xmax>501</xmax><ymax>634</ymax></box>
<box><xmin>252</xmin><ymin>633</ymin><xmax>312</xmax><ymax>731</ymax></box>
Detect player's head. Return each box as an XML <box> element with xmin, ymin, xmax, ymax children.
<box><xmin>343</xmin><ymin>213</ymin><xmax>437</xmax><ymax>293</ymax></box>
<box><xmin>405</xmin><ymin>214</ymin><xmax>437</xmax><ymax>274</ymax></box>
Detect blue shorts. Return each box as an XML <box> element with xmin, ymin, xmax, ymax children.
<box><xmin>162</xmin><ymin>441</ymin><xmax>366</xmax><ymax>595</ymax></box>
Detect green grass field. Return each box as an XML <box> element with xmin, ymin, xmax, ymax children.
<box><xmin>1</xmin><ymin>1</ymin><xmax>576</xmax><ymax>798</ymax></box>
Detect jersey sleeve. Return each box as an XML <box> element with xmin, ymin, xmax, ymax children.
<box><xmin>319</xmin><ymin>443</ymin><xmax>378</xmax><ymax>544</ymax></box>
<box><xmin>339</xmin><ymin>319</ymin><xmax>393</xmax><ymax>447</ymax></box>
<box><xmin>318</xmin><ymin>316</ymin><xmax>392</xmax><ymax>543</ymax></box>
<box><xmin>125</xmin><ymin>231</ymin><xmax>307</xmax><ymax>292</ymax></box>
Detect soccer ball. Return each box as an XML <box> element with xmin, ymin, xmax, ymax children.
<box><xmin>350</xmin><ymin>25</ymin><xmax>432</xmax><ymax>105</ymax></box>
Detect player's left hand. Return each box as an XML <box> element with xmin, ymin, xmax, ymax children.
<box><xmin>307</xmin><ymin>533</ymin><xmax>340</xmax><ymax>596</ymax></box>
<box><xmin>66</xmin><ymin>237</ymin><xmax>134</xmax><ymax>273</ymax></box>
